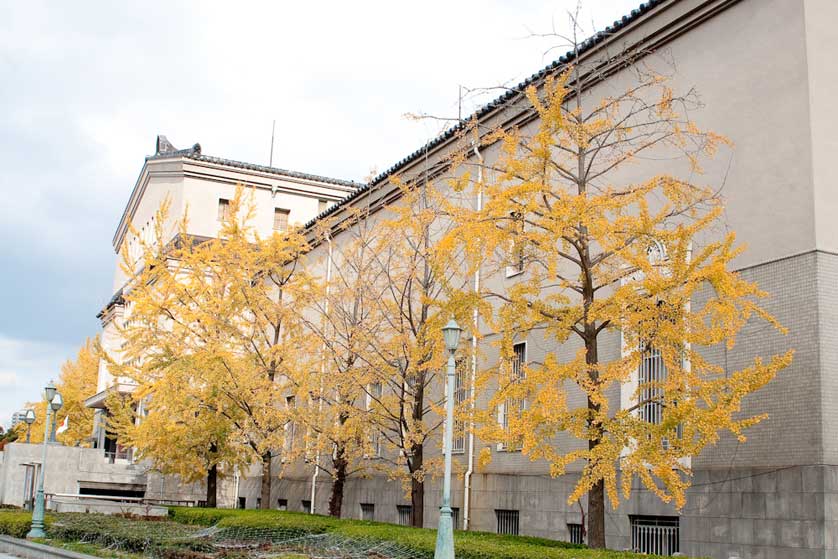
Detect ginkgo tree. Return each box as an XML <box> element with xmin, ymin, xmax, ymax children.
<box><xmin>443</xmin><ymin>66</ymin><xmax>793</xmax><ymax>548</ymax></box>
<box><xmin>290</xmin><ymin>210</ymin><xmax>389</xmax><ymax>517</ymax></box>
<box><xmin>20</xmin><ymin>336</ymin><xmax>99</xmax><ymax>447</ymax></box>
<box><xmin>110</xmin><ymin>186</ymin><xmax>314</xmax><ymax>508</ymax></box>
<box><xmin>355</xmin><ymin>178</ymin><xmax>470</xmax><ymax>528</ymax></box>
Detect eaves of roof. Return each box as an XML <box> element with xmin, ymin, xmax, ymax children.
<box><xmin>302</xmin><ymin>0</ymin><xmax>668</xmax><ymax>230</ymax></box>
<box><xmin>146</xmin><ymin>150</ymin><xmax>364</xmax><ymax>190</ymax></box>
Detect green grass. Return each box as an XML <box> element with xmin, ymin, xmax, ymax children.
<box><xmin>168</xmin><ymin>507</ymin><xmax>688</xmax><ymax>559</ymax></box>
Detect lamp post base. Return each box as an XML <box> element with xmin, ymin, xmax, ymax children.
<box><xmin>434</xmin><ymin>506</ymin><xmax>455</xmax><ymax>559</ymax></box>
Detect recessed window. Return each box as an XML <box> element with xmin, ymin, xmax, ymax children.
<box><xmin>360</xmin><ymin>503</ymin><xmax>375</xmax><ymax>521</ymax></box>
<box><xmin>238</xmin><ymin>497</ymin><xmax>246</xmax><ymax>509</ymax></box>
<box><xmin>453</xmin><ymin>358</ymin><xmax>467</xmax><ymax>454</ymax></box>
<box><xmin>277</xmin><ymin>498</ymin><xmax>288</xmax><ymax>511</ymax></box>
<box><xmin>451</xmin><ymin>507</ymin><xmax>460</xmax><ymax>530</ymax></box>
<box><xmin>218</xmin><ymin>199</ymin><xmax>230</xmax><ymax>222</ymax></box>
<box><xmin>301</xmin><ymin>500</ymin><xmax>312</xmax><ymax>514</ymax></box>
<box><xmin>495</xmin><ymin>509</ymin><xmax>519</xmax><ymax>535</ymax></box>
<box><xmin>630</xmin><ymin>516</ymin><xmax>679</xmax><ymax>556</ymax></box>
<box><xmin>396</xmin><ymin>505</ymin><xmax>412</xmax><ymax>526</ymax></box>
<box><xmin>367</xmin><ymin>383</ymin><xmax>383</xmax><ymax>458</ymax></box>
<box><xmin>498</xmin><ymin>342</ymin><xmax>526</xmax><ymax>451</ymax></box>
<box><xmin>274</xmin><ymin>208</ymin><xmax>290</xmax><ymax>232</ymax></box>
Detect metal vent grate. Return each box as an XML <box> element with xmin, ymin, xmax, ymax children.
<box><xmin>495</xmin><ymin>509</ymin><xmax>519</xmax><ymax>535</ymax></box>
<box><xmin>630</xmin><ymin>515</ymin><xmax>679</xmax><ymax>556</ymax></box>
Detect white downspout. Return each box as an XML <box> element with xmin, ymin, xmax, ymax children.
<box><xmin>310</xmin><ymin>234</ymin><xmax>333</xmax><ymax>513</ymax></box>
<box><xmin>463</xmin><ymin>140</ymin><xmax>483</xmax><ymax>531</ymax></box>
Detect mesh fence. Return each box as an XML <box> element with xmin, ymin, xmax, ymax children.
<box><xmin>47</xmin><ymin>514</ymin><xmax>430</xmax><ymax>559</ymax></box>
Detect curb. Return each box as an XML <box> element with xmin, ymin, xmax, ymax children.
<box><xmin>0</xmin><ymin>536</ymin><xmax>98</xmax><ymax>559</ymax></box>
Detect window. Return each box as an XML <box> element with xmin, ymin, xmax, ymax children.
<box><xmin>301</xmin><ymin>500</ymin><xmax>312</xmax><ymax>514</ymax></box>
<box><xmin>274</xmin><ymin>208</ymin><xmax>290</xmax><ymax>232</ymax></box>
<box><xmin>638</xmin><ymin>343</ymin><xmax>682</xmax><ymax>449</ymax></box>
<box><xmin>284</xmin><ymin>396</ymin><xmax>296</xmax><ymax>455</ymax></box>
<box><xmin>630</xmin><ymin>516</ymin><xmax>679</xmax><ymax>556</ymax></box>
<box><xmin>451</xmin><ymin>507</ymin><xmax>460</xmax><ymax>530</ymax></box>
<box><xmin>238</xmin><ymin>497</ymin><xmax>246</xmax><ymax>509</ymax></box>
<box><xmin>217</xmin><ymin>199</ymin><xmax>230</xmax><ymax>222</ymax></box>
<box><xmin>505</xmin><ymin>211</ymin><xmax>525</xmax><ymax>276</ymax></box>
<box><xmin>397</xmin><ymin>505</ymin><xmax>412</xmax><ymax>526</ymax></box>
<box><xmin>495</xmin><ymin>509</ymin><xmax>519</xmax><ymax>535</ymax></box>
<box><xmin>366</xmin><ymin>383</ymin><xmax>383</xmax><ymax>458</ymax></box>
<box><xmin>318</xmin><ymin>199</ymin><xmax>329</xmax><ymax>213</ymax></box>
<box><xmin>277</xmin><ymin>498</ymin><xmax>288</xmax><ymax>511</ymax></box>
<box><xmin>453</xmin><ymin>358</ymin><xmax>467</xmax><ymax>454</ymax></box>
<box><xmin>360</xmin><ymin>503</ymin><xmax>375</xmax><ymax>521</ymax></box>
<box><xmin>568</xmin><ymin>523</ymin><xmax>584</xmax><ymax>544</ymax></box>
<box><xmin>498</xmin><ymin>342</ymin><xmax>526</xmax><ymax>451</ymax></box>
<box><xmin>638</xmin><ymin>346</ymin><xmax>666</xmax><ymax>426</ymax></box>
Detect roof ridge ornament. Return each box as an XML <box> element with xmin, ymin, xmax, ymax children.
<box><xmin>155</xmin><ymin>134</ymin><xmax>177</xmax><ymax>155</ymax></box>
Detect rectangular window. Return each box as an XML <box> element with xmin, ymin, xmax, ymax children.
<box><xmin>495</xmin><ymin>509</ymin><xmax>519</xmax><ymax>535</ymax></box>
<box><xmin>498</xmin><ymin>342</ymin><xmax>526</xmax><ymax>451</ymax></box>
<box><xmin>277</xmin><ymin>498</ymin><xmax>288</xmax><ymax>511</ymax></box>
<box><xmin>505</xmin><ymin>211</ymin><xmax>525</xmax><ymax>276</ymax></box>
<box><xmin>217</xmin><ymin>199</ymin><xmax>230</xmax><ymax>222</ymax></box>
<box><xmin>367</xmin><ymin>383</ymin><xmax>383</xmax><ymax>458</ymax></box>
<box><xmin>630</xmin><ymin>516</ymin><xmax>679</xmax><ymax>556</ymax></box>
<box><xmin>301</xmin><ymin>500</ymin><xmax>312</xmax><ymax>514</ymax></box>
<box><xmin>274</xmin><ymin>208</ymin><xmax>290</xmax><ymax>232</ymax></box>
<box><xmin>638</xmin><ymin>345</ymin><xmax>682</xmax><ymax>448</ymax></box>
<box><xmin>451</xmin><ymin>507</ymin><xmax>460</xmax><ymax>531</ymax></box>
<box><xmin>360</xmin><ymin>503</ymin><xmax>375</xmax><ymax>521</ymax></box>
<box><xmin>284</xmin><ymin>395</ymin><xmax>296</xmax><ymax>455</ymax></box>
<box><xmin>238</xmin><ymin>497</ymin><xmax>246</xmax><ymax>509</ymax></box>
<box><xmin>453</xmin><ymin>358</ymin><xmax>467</xmax><ymax>454</ymax></box>
<box><xmin>396</xmin><ymin>505</ymin><xmax>412</xmax><ymax>526</ymax></box>
<box><xmin>318</xmin><ymin>199</ymin><xmax>329</xmax><ymax>213</ymax></box>
<box><xmin>568</xmin><ymin>523</ymin><xmax>584</xmax><ymax>544</ymax></box>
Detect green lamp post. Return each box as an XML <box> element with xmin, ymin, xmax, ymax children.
<box><xmin>435</xmin><ymin>319</ymin><xmax>463</xmax><ymax>559</ymax></box>
<box><xmin>23</xmin><ymin>409</ymin><xmax>36</xmax><ymax>443</ymax></box>
<box><xmin>27</xmin><ymin>380</ymin><xmax>61</xmax><ymax>539</ymax></box>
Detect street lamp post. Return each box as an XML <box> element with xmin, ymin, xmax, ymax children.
<box><xmin>435</xmin><ymin>319</ymin><xmax>462</xmax><ymax>559</ymax></box>
<box><xmin>48</xmin><ymin>393</ymin><xmax>63</xmax><ymax>443</ymax></box>
<box><xmin>28</xmin><ymin>381</ymin><xmax>62</xmax><ymax>539</ymax></box>
<box><xmin>23</xmin><ymin>409</ymin><xmax>36</xmax><ymax>443</ymax></box>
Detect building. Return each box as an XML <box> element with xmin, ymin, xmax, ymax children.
<box><xmin>9</xmin><ymin>412</ymin><xmax>27</xmax><ymax>429</ymax></box>
<box><xmin>1</xmin><ymin>0</ymin><xmax>827</xmax><ymax>558</ymax></box>
<box><xmin>258</xmin><ymin>1</ymin><xmax>838</xmax><ymax>558</ymax></box>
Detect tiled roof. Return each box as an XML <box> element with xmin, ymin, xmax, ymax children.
<box><xmin>147</xmin><ymin>145</ymin><xmax>364</xmax><ymax>190</ymax></box>
<box><xmin>303</xmin><ymin>0</ymin><xmax>667</xmax><ymax>230</ymax></box>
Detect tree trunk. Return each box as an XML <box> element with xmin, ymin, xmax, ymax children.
<box><xmin>329</xmin><ymin>443</ymin><xmax>348</xmax><ymax>517</ymax></box>
<box><xmin>584</xmin><ymin>333</ymin><xmax>606</xmax><ymax>549</ymax></box>
<box><xmin>410</xmin><ymin>443</ymin><xmax>424</xmax><ymax>528</ymax></box>
<box><xmin>260</xmin><ymin>451</ymin><xmax>272</xmax><ymax>509</ymax></box>
<box><xmin>206</xmin><ymin>463</ymin><xmax>218</xmax><ymax>508</ymax></box>
<box><xmin>587</xmin><ymin>477</ymin><xmax>605</xmax><ymax>548</ymax></box>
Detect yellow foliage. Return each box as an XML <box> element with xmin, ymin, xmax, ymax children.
<box><xmin>443</xmin><ymin>66</ymin><xmax>792</xmax><ymax>511</ymax></box>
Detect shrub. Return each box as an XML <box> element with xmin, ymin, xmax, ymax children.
<box><xmin>0</xmin><ymin>511</ymin><xmax>35</xmax><ymax>539</ymax></box>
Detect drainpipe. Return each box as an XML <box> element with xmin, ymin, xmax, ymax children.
<box><xmin>463</xmin><ymin>140</ymin><xmax>483</xmax><ymax>531</ymax></box>
<box><xmin>310</xmin><ymin>234</ymin><xmax>333</xmax><ymax>513</ymax></box>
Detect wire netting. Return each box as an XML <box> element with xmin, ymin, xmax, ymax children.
<box><xmin>47</xmin><ymin>514</ymin><xmax>430</xmax><ymax>559</ymax></box>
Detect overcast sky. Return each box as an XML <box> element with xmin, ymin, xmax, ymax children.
<box><xmin>0</xmin><ymin>1</ymin><xmax>641</xmax><ymax>427</ymax></box>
